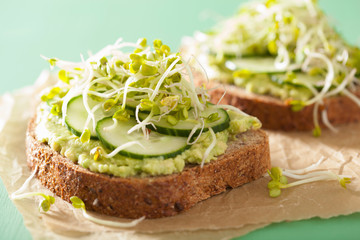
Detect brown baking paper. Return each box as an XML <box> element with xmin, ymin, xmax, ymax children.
<box><xmin>0</xmin><ymin>71</ymin><xmax>360</xmax><ymax>240</ymax></box>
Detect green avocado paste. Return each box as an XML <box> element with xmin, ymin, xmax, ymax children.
<box><xmin>35</xmin><ymin>105</ymin><xmax>260</xmax><ymax>177</ymax></box>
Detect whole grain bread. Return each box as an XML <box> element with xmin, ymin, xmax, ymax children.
<box><xmin>205</xmin><ymin>81</ymin><xmax>360</xmax><ymax>131</ymax></box>
<box><xmin>26</xmin><ymin>116</ymin><xmax>271</xmax><ymax>219</ymax></box>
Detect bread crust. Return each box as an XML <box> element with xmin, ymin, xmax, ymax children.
<box><xmin>26</xmin><ymin>117</ymin><xmax>270</xmax><ymax>219</ymax></box>
<box><xmin>207</xmin><ymin>82</ymin><xmax>360</xmax><ymax>131</ymax></box>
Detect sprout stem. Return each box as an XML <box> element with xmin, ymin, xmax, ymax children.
<box><xmin>267</xmin><ymin>157</ymin><xmax>353</xmax><ymax>197</ymax></box>
<box><xmin>81</xmin><ymin>210</ymin><xmax>145</xmax><ymax>228</ymax></box>
<box><xmin>201</xmin><ymin>127</ymin><xmax>216</xmax><ymax>168</ymax></box>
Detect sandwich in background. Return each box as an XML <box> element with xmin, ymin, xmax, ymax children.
<box><xmin>183</xmin><ymin>0</ymin><xmax>360</xmax><ymax>134</ymax></box>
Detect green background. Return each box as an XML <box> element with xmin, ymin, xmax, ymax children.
<box><xmin>1</xmin><ymin>0</ymin><xmax>360</xmax><ymax>239</ymax></box>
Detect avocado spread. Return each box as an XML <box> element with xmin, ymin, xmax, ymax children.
<box><xmin>233</xmin><ymin>73</ymin><xmax>314</xmax><ymax>101</ymax></box>
<box><xmin>35</xmin><ymin>104</ymin><xmax>259</xmax><ymax>177</ymax></box>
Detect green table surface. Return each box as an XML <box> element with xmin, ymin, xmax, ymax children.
<box><xmin>1</xmin><ymin>0</ymin><xmax>360</xmax><ymax>239</ymax></box>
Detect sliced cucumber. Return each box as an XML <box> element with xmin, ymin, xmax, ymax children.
<box><xmin>138</xmin><ymin>105</ymin><xmax>230</xmax><ymax>137</ymax></box>
<box><xmin>209</xmin><ymin>50</ymin><xmax>270</xmax><ymax>59</ymax></box>
<box><xmin>270</xmin><ymin>73</ymin><xmax>324</xmax><ymax>88</ymax></box>
<box><xmin>65</xmin><ymin>95</ymin><xmax>118</xmax><ymax>138</ymax></box>
<box><xmin>96</xmin><ymin>117</ymin><xmax>189</xmax><ymax>159</ymax></box>
<box><xmin>291</xmin><ymin>73</ymin><xmax>324</xmax><ymax>87</ymax></box>
<box><xmin>124</xmin><ymin>99</ymin><xmax>140</xmax><ymax>111</ymax></box>
<box><xmin>123</xmin><ymin>99</ymin><xmax>154</xmax><ymax>113</ymax></box>
<box><xmin>225</xmin><ymin>57</ymin><xmax>300</xmax><ymax>74</ymax></box>
<box><xmin>208</xmin><ymin>44</ymin><xmax>270</xmax><ymax>59</ymax></box>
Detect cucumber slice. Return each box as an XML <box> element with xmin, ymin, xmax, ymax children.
<box><xmin>123</xmin><ymin>100</ymin><xmax>153</xmax><ymax>113</ymax></box>
<box><xmin>124</xmin><ymin>99</ymin><xmax>140</xmax><ymax>111</ymax></box>
<box><xmin>65</xmin><ymin>95</ymin><xmax>118</xmax><ymax>138</ymax></box>
<box><xmin>270</xmin><ymin>73</ymin><xmax>324</xmax><ymax>88</ymax></box>
<box><xmin>292</xmin><ymin>73</ymin><xmax>324</xmax><ymax>86</ymax></box>
<box><xmin>209</xmin><ymin>49</ymin><xmax>270</xmax><ymax>59</ymax></box>
<box><xmin>225</xmin><ymin>57</ymin><xmax>300</xmax><ymax>74</ymax></box>
<box><xmin>96</xmin><ymin>117</ymin><xmax>189</xmax><ymax>159</ymax></box>
<box><xmin>138</xmin><ymin>105</ymin><xmax>230</xmax><ymax>137</ymax></box>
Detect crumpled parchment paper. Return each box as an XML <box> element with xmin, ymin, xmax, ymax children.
<box><xmin>0</xmin><ymin>71</ymin><xmax>360</xmax><ymax>240</ymax></box>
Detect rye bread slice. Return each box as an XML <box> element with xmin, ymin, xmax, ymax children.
<box><xmin>26</xmin><ymin>116</ymin><xmax>271</xmax><ymax>219</ymax></box>
<box><xmin>205</xmin><ymin>81</ymin><xmax>360</xmax><ymax>131</ymax></box>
